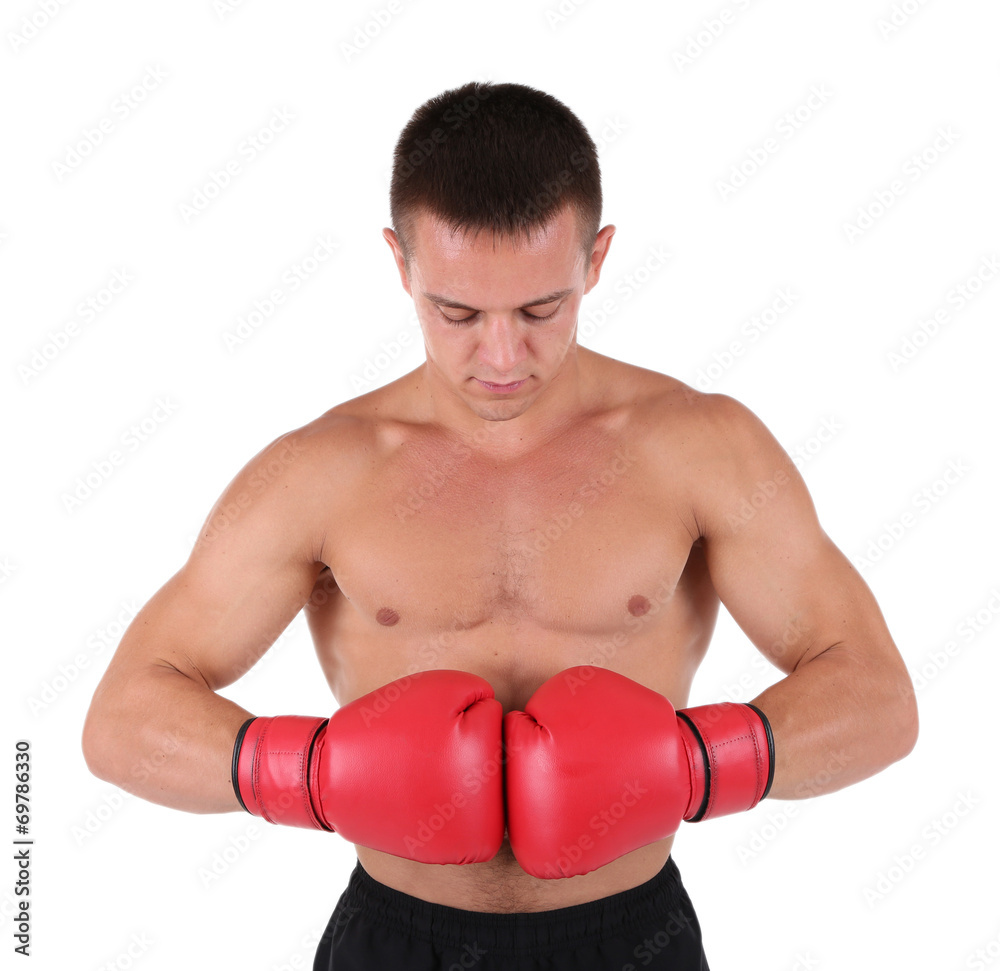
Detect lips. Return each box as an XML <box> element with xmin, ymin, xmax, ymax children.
<box><xmin>476</xmin><ymin>378</ymin><xmax>527</xmax><ymax>394</ymax></box>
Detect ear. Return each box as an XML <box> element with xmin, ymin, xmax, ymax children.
<box><xmin>583</xmin><ymin>224</ymin><xmax>616</xmax><ymax>295</ymax></box>
<box><xmin>382</xmin><ymin>227</ymin><xmax>412</xmax><ymax>296</ymax></box>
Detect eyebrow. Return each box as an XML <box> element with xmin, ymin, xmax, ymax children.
<box><xmin>421</xmin><ymin>287</ymin><xmax>574</xmax><ymax>311</ymax></box>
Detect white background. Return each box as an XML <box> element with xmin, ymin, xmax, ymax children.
<box><xmin>3</xmin><ymin>1</ymin><xmax>999</xmax><ymax>968</ymax></box>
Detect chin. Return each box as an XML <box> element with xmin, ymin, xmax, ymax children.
<box><xmin>470</xmin><ymin>402</ymin><xmax>531</xmax><ymax>422</ymax></box>
<box><xmin>457</xmin><ymin>382</ymin><xmax>537</xmax><ymax>422</ymax></box>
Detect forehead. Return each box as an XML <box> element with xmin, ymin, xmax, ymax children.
<box><xmin>408</xmin><ymin>206</ymin><xmax>583</xmax><ymax>303</ymax></box>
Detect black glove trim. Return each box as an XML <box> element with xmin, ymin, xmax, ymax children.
<box><xmin>676</xmin><ymin>710</ymin><xmax>711</xmax><ymax>822</ymax></box>
<box><xmin>745</xmin><ymin>703</ymin><xmax>775</xmax><ymax>800</ymax></box>
<box><xmin>231</xmin><ymin>717</ymin><xmax>257</xmax><ymax>814</ymax></box>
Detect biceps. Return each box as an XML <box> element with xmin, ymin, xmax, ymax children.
<box><xmin>107</xmin><ymin>433</ymin><xmax>328</xmax><ymax>689</ymax></box>
<box><xmin>141</xmin><ymin>553</ymin><xmax>325</xmax><ymax>690</ymax></box>
<box><xmin>700</xmin><ymin>454</ymin><xmax>842</xmax><ymax>672</ymax></box>
<box><xmin>689</xmin><ymin>394</ymin><xmax>895</xmax><ymax>674</ymax></box>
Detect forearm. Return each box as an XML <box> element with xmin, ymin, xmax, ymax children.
<box><xmin>750</xmin><ymin>643</ymin><xmax>918</xmax><ymax>800</ymax></box>
<box><xmin>83</xmin><ymin>663</ymin><xmax>250</xmax><ymax>813</ymax></box>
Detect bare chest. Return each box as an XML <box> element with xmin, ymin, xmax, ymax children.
<box><xmin>310</xmin><ymin>427</ymin><xmax>716</xmax><ymax>705</ymax></box>
<box><xmin>335</xmin><ymin>430</ymin><xmax>685</xmax><ymax>610</ymax></box>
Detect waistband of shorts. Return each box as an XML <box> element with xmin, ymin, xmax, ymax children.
<box><xmin>341</xmin><ymin>856</ymin><xmax>690</xmax><ymax>954</ymax></box>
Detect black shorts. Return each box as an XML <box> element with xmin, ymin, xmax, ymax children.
<box><xmin>313</xmin><ymin>856</ymin><xmax>710</xmax><ymax>970</ymax></box>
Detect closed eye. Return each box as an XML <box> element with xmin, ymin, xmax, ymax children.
<box><xmin>441</xmin><ymin>308</ymin><xmax>559</xmax><ymax>326</ymax></box>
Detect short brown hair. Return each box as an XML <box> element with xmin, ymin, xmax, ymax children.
<box><xmin>389</xmin><ymin>81</ymin><xmax>602</xmax><ymax>273</ymax></box>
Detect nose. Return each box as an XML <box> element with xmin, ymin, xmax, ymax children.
<box><xmin>477</xmin><ymin>316</ymin><xmax>527</xmax><ymax>375</ymax></box>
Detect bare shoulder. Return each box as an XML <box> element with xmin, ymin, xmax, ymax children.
<box><xmin>268</xmin><ymin>378</ymin><xmax>426</xmax><ymax>506</ymax></box>
<box><xmin>586</xmin><ymin>349</ymin><xmax>762</xmax><ymax>443</ymax></box>
<box><xmin>659</xmin><ymin>391</ymin><xmax>809</xmax><ymax>542</ymax></box>
<box><xmin>588</xmin><ymin>352</ymin><xmax>802</xmax><ymax>530</ymax></box>
<box><xmin>298</xmin><ymin>378</ymin><xmax>415</xmax><ymax>457</ymax></box>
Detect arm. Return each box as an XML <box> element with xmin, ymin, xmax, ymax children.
<box><xmin>82</xmin><ymin>427</ymin><xmax>329</xmax><ymax>813</ymax></box>
<box><xmin>695</xmin><ymin>394</ymin><xmax>919</xmax><ymax>799</ymax></box>
<box><xmin>504</xmin><ymin>393</ymin><xmax>918</xmax><ymax>879</ymax></box>
<box><xmin>82</xmin><ymin>421</ymin><xmax>506</xmax><ymax>863</ymax></box>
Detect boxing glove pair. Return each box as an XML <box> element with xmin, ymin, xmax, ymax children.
<box><xmin>232</xmin><ymin>666</ymin><xmax>773</xmax><ymax>877</ymax></box>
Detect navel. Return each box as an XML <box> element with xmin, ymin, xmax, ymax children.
<box><xmin>627</xmin><ymin>594</ymin><xmax>651</xmax><ymax>617</ymax></box>
<box><xmin>375</xmin><ymin>607</ymin><xmax>400</xmax><ymax>627</ymax></box>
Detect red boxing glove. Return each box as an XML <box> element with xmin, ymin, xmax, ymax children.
<box><xmin>504</xmin><ymin>665</ymin><xmax>773</xmax><ymax>878</ymax></box>
<box><xmin>233</xmin><ymin>669</ymin><xmax>504</xmax><ymax>865</ymax></box>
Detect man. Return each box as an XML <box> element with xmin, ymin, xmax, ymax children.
<box><xmin>82</xmin><ymin>81</ymin><xmax>918</xmax><ymax>969</ymax></box>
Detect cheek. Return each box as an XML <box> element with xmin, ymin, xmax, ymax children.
<box><xmin>423</xmin><ymin>325</ymin><xmax>477</xmax><ymax>365</ymax></box>
<box><xmin>531</xmin><ymin>320</ymin><xmax>577</xmax><ymax>359</ymax></box>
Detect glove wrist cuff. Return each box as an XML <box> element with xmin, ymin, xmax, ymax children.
<box><xmin>677</xmin><ymin>702</ymin><xmax>774</xmax><ymax>821</ymax></box>
<box><xmin>232</xmin><ymin>715</ymin><xmax>330</xmax><ymax>830</ymax></box>
<box><xmin>231</xmin><ymin>717</ymin><xmax>257</xmax><ymax>813</ymax></box>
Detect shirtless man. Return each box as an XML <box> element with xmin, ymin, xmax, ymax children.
<box><xmin>82</xmin><ymin>81</ymin><xmax>918</xmax><ymax>970</ymax></box>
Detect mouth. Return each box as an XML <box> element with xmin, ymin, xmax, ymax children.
<box><xmin>475</xmin><ymin>378</ymin><xmax>528</xmax><ymax>394</ymax></box>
